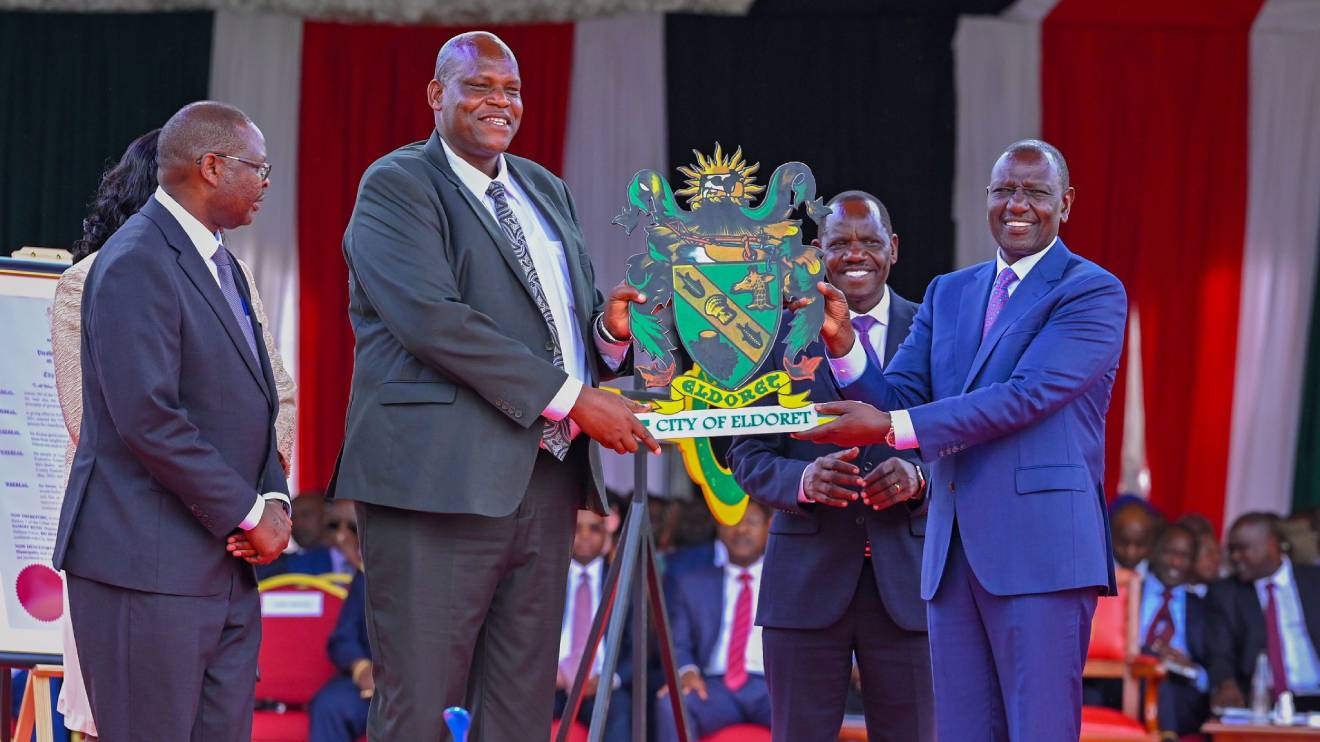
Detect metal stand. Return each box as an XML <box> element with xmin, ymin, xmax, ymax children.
<box><xmin>555</xmin><ymin>375</ymin><xmax>690</xmax><ymax>742</ymax></box>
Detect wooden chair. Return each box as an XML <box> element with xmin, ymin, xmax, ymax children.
<box><xmin>13</xmin><ymin>664</ymin><xmax>63</xmax><ymax>742</ymax></box>
<box><xmin>1080</xmin><ymin>568</ymin><xmax>1164</xmax><ymax>742</ymax></box>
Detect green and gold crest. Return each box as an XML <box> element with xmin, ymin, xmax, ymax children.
<box><xmin>613</xmin><ymin>145</ymin><xmax>831</xmax><ymax>524</ymax></box>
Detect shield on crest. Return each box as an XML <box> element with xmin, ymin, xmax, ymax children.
<box><xmin>671</xmin><ymin>261</ymin><xmax>781</xmax><ymax>389</ymax></box>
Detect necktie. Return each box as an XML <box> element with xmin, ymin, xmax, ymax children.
<box><xmin>561</xmin><ymin>570</ymin><xmax>593</xmax><ymax>680</ymax></box>
<box><xmin>1265</xmin><ymin>582</ymin><xmax>1290</xmax><ymax>696</ymax></box>
<box><xmin>486</xmin><ymin>181</ymin><xmax>571</xmax><ymax>460</ymax></box>
<box><xmin>982</xmin><ymin>266</ymin><xmax>1020</xmax><ymax>340</ymax></box>
<box><xmin>725</xmin><ymin>570</ymin><xmax>754</xmax><ymax>691</ymax></box>
<box><xmin>1144</xmin><ymin>589</ymin><xmax>1175</xmax><ymax>649</ymax></box>
<box><xmin>851</xmin><ymin>314</ymin><xmax>883</xmax><ymax>371</ymax></box>
<box><xmin>210</xmin><ymin>245</ymin><xmax>259</xmax><ymax>361</ymax></box>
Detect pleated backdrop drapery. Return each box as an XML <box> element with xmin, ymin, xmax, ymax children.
<box><xmin>0</xmin><ymin>12</ymin><xmax>213</xmax><ymax>252</ymax></box>
<box><xmin>294</xmin><ymin>21</ymin><xmax>575</xmax><ymax>491</ymax></box>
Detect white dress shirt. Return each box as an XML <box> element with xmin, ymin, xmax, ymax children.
<box><xmin>700</xmin><ymin>559</ymin><xmax>765</xmax><ymax>678</ymax></box>
<box><xmin>153</xmin><ymin>188</ymin><xmax>289</xmax><ymax>531</ymax></box>
<box><xmin>439</xmin><ymin>139</ymin><xmax>627</xmax><ymax>428</ymax></box>
<box><xmin>559</xmin><ymin>557</ymin><xmax>606</xmax><ymax>677</ymax></box>
<box><xmin>830</xmin><ymin>238</ymin><xmax>1059</xmax><ymax>450</ymax></box>
<box><xmin>1254</xmin><ymin>557</ymin><xmax>1320</xmax><ymax>691</ymax></box>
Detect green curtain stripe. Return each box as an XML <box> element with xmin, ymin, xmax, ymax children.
<box><xmin>1293</xmin><ymin>216</ymin><xmax>1320</xmax><ymax>514</ymax></box>
<box><xmin>0</xmin><ymin>11</ymin><xmax>213</xmax><ymax>253</ymax></box>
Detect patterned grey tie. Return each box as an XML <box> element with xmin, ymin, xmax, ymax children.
<box><xmin>210</xmin><ymin>244</ymin><xmax>260</xmax><ymax>362</ymax></box>
<box><xmin>486</xmin><ymin>180</ymin><xmax>572</xmax><ymax>460</ymax></box>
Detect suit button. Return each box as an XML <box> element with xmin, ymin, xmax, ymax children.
<box><xmin>949</xmin><ymin>482</ymin><xmax>956</xmax><ymax>493</ymax></box>
<box><xmin>515</xmin><ymin>411</ymin><xmax>523</xmax><ymax>419</ymax></box>
<box><xmin>855</xmin><ymin>516</ymin><xmax>865</xmax><ymax>525</ymax></box>
<box><xmin>545</xmin><ymin>341</ymin><xmax>556</xmax><ymax>352</ymax></box>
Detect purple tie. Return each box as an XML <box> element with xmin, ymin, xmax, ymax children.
<box><xmin>561</xmin><ymin>571</ymin><xmax>593</xmax><ymax>679</ymax></box>
<box><xmin>210</xmin><ymin>245</ymin><xmax>259</xmax><ymax>361</ymax></box>
<box><xmin>851</xmin><ymin>315</ymin><xmax>883</xmax><ymax>371</ymax></box>
<box><xmin>1266</xmin><ymin>582</ymin><xmax>1290</xmax><ymax>696</ymax></box>
<box><xmin>982</xmin><ymin>266</ymin><xmax>1020</xmax><ymax>340</ymax></box>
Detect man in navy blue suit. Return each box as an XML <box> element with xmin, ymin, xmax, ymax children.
<box><xmin>1138</xmin><ymin>523</ymin><xmax>1210</xmax><ymax>735</ymax></box>
<box><xmin>728</xmin><ymin>191</ymin><xmax>933</xmax><ymax>742</ymax></box>
<box><xmin>798</xmin><ymin>140</ymin><xmax>1127</xmax><ymax>741</ymax></box>
<box><xmin>655</xmin><ymin>500</ymin><xmax>773</xmax><ymax>741</ymax></box>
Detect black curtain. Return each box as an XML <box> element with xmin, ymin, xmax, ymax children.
<box><xmin>666</xmin><ymin>0</ymin><xmax>1012</xmax><ymax>301</ymax></box>
<box><xmin>0</xmin><ymin>12</ymin><xmax>212</xmax><ymax>253</ymax></box>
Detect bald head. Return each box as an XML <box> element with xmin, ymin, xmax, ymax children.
<box><xmin>157</xmin><ymin>101</ymin><xmax>257</xmax><ymax>180</ymax></box>
<box><xmin>1000</xmin><ymin>138</ymin><xmax>1070</xmax><ymax>192</ymax></box>
<box><xmin>822</xmin><ymin>190</ymin><xmax>892</xmax><ymax>234</ymax></box>
<box><xmin>434</xmin><ymin>32</ymin><xmax>517</xmax><ymax>85</ymax></box>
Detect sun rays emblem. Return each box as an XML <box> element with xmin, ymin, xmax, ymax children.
<box><xmin>674</xmin><ymin>144</ymin><xmax>764</xmax><ymax>210</ymax></box>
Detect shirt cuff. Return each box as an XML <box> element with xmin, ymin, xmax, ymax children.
<box><xmin>828</xmin><ymin>339</ymin><xmax>869</xmax><ymax>388</ymax></box>
<box><xmin>890</xmin><ymin>410</ymin><xmax>919</xmax><ymax>450</ymax></box>
<box><xmin>798</xmin><ymin>467</ymin><xmax>811</xmax><ymax>504</ymax></box>
<box><xmin>594</xmin><ymin>315</ymin><xmax>630</xmax><ymax>373</ymax></box>
<box><xmin>542</xmin><ymin>377</ymin><xmax>584</xmax><ymax>422</ymax></box>
<box><xmin>677</xmin><ymin>664</ymin><xmax>700</xmax><ymax>678</ymax></box>
<box><xmin>239</xmin><ymin>492</ymin><xmax>292</xmax><ymax>531</ymax></box>
<box><xmin>1194</xmin><ymin>666</ymin><xmax>1209</xmax><ymax>693</ymax></box>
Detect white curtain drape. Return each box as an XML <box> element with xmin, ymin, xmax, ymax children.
<box><xmin>951</xmin><ymin>0</ymin><xmax>1057</xmax><ymax>269</ymax></box>
<box><xmin>563</xmin><ymin>14</ymin><xmax>672</xmax><ymax>497</ymax></box>
<box><xmin>209</xmin><ymin>10</ymin><xmax>303</xmax><ymax>475</ymax></box>
<box><xmin>1224</xmin><ymin>0</ymin><xmax>1320</xmax><ymax>525</ymax></box>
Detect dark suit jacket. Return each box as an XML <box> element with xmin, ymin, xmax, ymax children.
<box><xmin>329</xmin><ymin>570</ymin><xmax>371</xmax><ymax>672</ymax></box>
<box><xmin>668</xmin><ymin>563</ymin><xmax>732</xmax><ymax>673</ymax></box>
<box><xmin>728</xmin><ymin>291</ymin><xmax>928</xmax><ymax>632</ymax></box>
<box><xmin>332</xmin><ymin>131</ymin><xmax>621</xmax><ymax>515</ymax></box>
<box><xmin>842</xmin><ymin>241</ymin><xmax>1126</xmax><ymax>599</ymax></box>
<box><xmin>1206</xmin><ymin>564</ymin><xmax>1320</xmax><ymax>696</ymax></box>
<box><xmin>53</xmin><ymin>196</ymin><xmax>287</xmax><ymax>596</ymax></box>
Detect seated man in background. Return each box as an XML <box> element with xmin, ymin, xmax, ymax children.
<box><xmin>554</xmin><ymin>509</ymin><xmax>630</xmax><ymax>741</ymax></box>
<box><xmin>1175</xmin><ymin>513</ymin><xmax>1223</xmax><ymax>595</ymax></box>
<box><xmin>656</xmin><ymin>500</ymin><xmax>772</xmax><ymax>741</ymax></box>
<box><xmin>1112</xmin><ymin>496</ymin><xmax>1163</xmax><ymax>575</ymax></box>
<box><xmin>309</xmin><ymin>501</ymin><xmax>367</xmax><ymax>742</ymax></box>
<box><xmin>1207</xmin><ymin>512</ymin><xmax>1320</xmax><ymax>708</ymax></box>
<box><xmin>1140</xmin><ymin>524</ymin><xmax>1210</xmax><ymax>735</ymax></box>
<box><xmin>258</xmin><ymin>492</ymin><xmax>342</xmax><ymax>578</ymax></box>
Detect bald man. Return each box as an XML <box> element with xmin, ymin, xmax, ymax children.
<box><xmin>334</xmin><ymin>32</ymin><xmax>654</xmax><ymax>740</ymax></box>
<box><xmin>53</xmin><ymin>101</ymin><xmax>289</xmax><ymax>740</ymax></box>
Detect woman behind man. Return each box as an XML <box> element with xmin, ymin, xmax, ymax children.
<box><xmin>49</xmin><ymin>128</ymin><xmax>296</xmax><ymax>738</ymax></box>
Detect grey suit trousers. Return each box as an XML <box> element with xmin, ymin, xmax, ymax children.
<box><xmin>357</xmin><ymin>443</ymin><xmax>584</xmax><ymax>741</ymax></box>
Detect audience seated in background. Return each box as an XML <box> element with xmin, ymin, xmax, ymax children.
<box><xmin>1111</xmin><ymin>496</ymin><xmax>1163</xmax><ymax>576</ymax></box>
<box><xmin>1176</xmin><ymin>513</ymin><xmax>1223</xmax><ymax>595</ymax></box>
<box><xmin>1207</xmin><ymin>512</ymin><xmax>1320</xmax><ymax>709</ymax></box>
<box><xmin>259</xmin><ymin>495</ymin><xmax>354</xmax><ymax>580</ymax></box>
<box><xmin>1140</xmin><ymin>523</ymin><xmax>1210</xmax><ymax>735</ymax></box>
<box><xmin>554</xmin><ymin>509</ymin><xmax>630</xmax><ymax>741</ymax></box>
<box><xmin>308</xmin><ymin>502</ymin><xmax>367</xmax><ymax>742</ymax></box>
<box><xmin>1282</xmin><ymin>511</ymin><xmax>1320</xmax><ymax>566</ymax></box>
<box><xmin>655</xmin><ymin>500</ymin><xmax>772</xmax><ymax>742</ymax></box>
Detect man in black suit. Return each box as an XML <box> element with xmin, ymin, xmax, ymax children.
<box><xmin>52</xmin><ymin>101</ymin><xmax>291</xmax><ymax>740</ymax></box>
<box><xmin>1139</xmin><ymin>523</ymin><xmax>1210</xmax><ymax>734</ymax></box>
<box><xmin>333</xmin><ymin>32</ymin><xmax>658</xmax><ymax>741</ymax></box>
<box><xmin>1207</xmin><ymin>512</ymin><xmax>1320</xmax><ymax>709</ymax></box>
<box><xmin>727</xmin><ymin>191</ymin><xmax>933</xmax><ymax>742</ymax></box>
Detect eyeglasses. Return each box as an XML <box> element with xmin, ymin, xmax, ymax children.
<box><xmin>196</xmin><ymin>153</ymin><xmax>272</xmax><ymax>180</ymax></box>
<box><xmin>324</xmin><ymin>520</ymin><xmax>358</xmax><ymax>535</ymax></box>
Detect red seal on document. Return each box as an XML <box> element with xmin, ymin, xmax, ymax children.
<box><xmin>15</xmin><ymin>564</ymin><xmax>63</xmax><ymax>622</ymax></box>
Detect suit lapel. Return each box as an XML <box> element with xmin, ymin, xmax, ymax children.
<box><xmin>962</xmin><ymin>241</ymin><xmax>1071</xmax><ymax>393</ymax></box>
<box><xmin>508</xmin><ymin>159</ymin><xmax>594</xmax><ymax>348</ymax></box>
<box><xmin>954</xmin><ymin>263</ymin><xmax>992</xmax><ymax>390</ymax></box>
<box><xmin>702</xmin><ymin>566</ymin><xmax>726</xmax><ymax>667</ymax></box>
<box><xmin>1292</xmin><ymin>564</ymin><xmax>1320</xmax><ymax>646</ymax></box>
<box><xmin>142</xmin><ymin>199</ymin><xmax>269</xmax><ymax>397</ymax></box>
<box><xmin>884</xmin><ymin>292</ymin><xmax>913</xmax><ymax>364</ymax></box>
<box><xmin>423</xmin><ymin>133</ymin><xmax>539</xmax><ymax>308</ymax></box>
<box><xmin>229</xmin><ymin>259</ymin><xmax>278</xmax><ymax>408</ymax></box>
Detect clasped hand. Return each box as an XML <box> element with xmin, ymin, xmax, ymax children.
<box><xmin>802</xmin><ymin>448</ymin><xmax>922</xmax><ymax>512</ymax></box>
<box><xmin>225</xmin><ymin>500</ymin><xmax>291</xmax><ymax>565</ymax></box>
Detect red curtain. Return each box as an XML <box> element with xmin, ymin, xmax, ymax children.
<box><xmin>1042</xmin><ymin>0</ymin><xmax>1263</xmax><ymax>533</ymax></box>
<box><xmin>296</xmin><ymin>21</ymin><xmax>575</xmax><ymax>491</ymax></box>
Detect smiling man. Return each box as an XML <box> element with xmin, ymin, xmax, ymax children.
<box><xmin>795</xmin><ymin>140</ymin><xmax>1127</xmax><ymax>740</ymax></box>
<box><xmin>334</xmin><ymin>31</ymin><xmax>658</xmax><ymax>741</ymax></box>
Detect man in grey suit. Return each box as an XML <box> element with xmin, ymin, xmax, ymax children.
<box><xmin>53</xmin><ymin>101</ymin><xmax>292</xmax><ymax>740</ymax></box>
<box><xmin>332</xmin><ymin>32</ymin><xmax>658</xmax><ymax>741</ymax></box>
